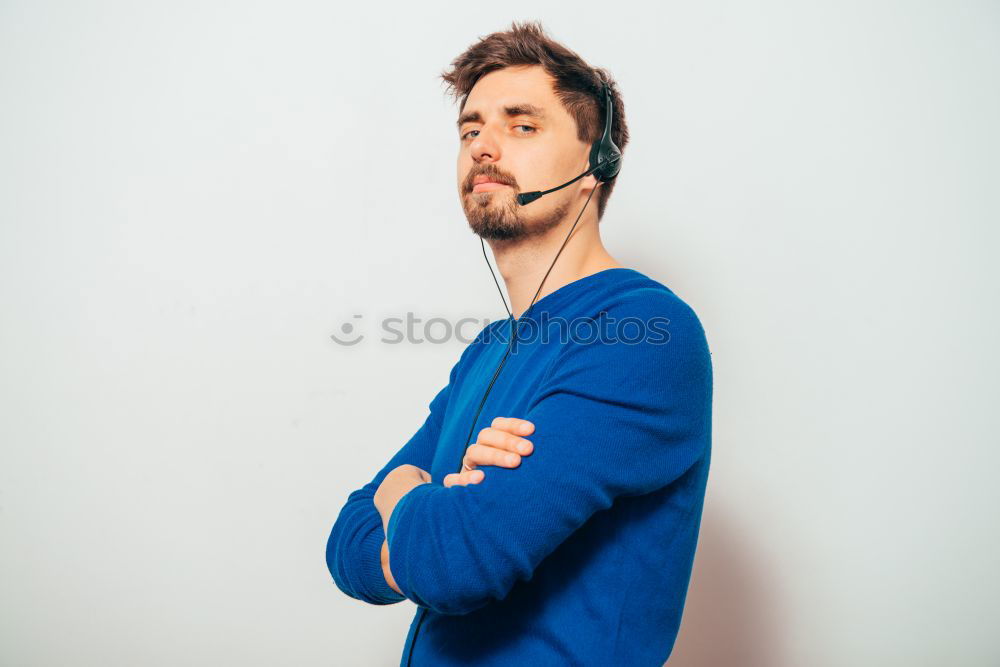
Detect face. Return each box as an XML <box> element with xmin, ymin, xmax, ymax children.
<box><xmin>456</xmin><ymin>65</ymin><xmax>596</xmax><ymax>242</ymax></box>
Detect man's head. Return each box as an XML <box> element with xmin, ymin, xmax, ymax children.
<box><xmin>442</xmin><ymin>21</ymin><xmax>629</xmax><ymax>242</ymax></box>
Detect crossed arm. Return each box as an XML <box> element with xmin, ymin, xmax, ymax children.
<box><xmin>328</xmin><ymin>302</ymin><xmax>712</xmax><ymax>614</ymax></box>
<box><xmin>374</xmin><ymin>418</ymin><xmax>537</xmax><ymax>595</ymax></box>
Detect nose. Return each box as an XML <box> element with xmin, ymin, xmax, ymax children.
<box><xmin>469</xmin><ymin>126</ymin><xmax>500</xmax><ymax>164</ymax></box>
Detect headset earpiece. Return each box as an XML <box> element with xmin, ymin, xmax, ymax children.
<box><xmin>588</xmin><ymin>81</ymin><xmax>623</xmax><ymax>183</ymax></box>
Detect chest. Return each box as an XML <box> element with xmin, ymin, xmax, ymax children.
<box><xmin>430</xmin><ymin>339</ymin><xmax>556</xmax><ymax>480</ymax></box>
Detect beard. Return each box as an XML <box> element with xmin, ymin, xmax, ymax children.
<box><xmin>462</xmin><ymin>187</ymin><xmax>572</xmax><ymax>242</ymax></box>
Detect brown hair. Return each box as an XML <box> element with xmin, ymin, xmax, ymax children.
<box><xmin>440</xmin><ymin>20</ymin><xmax>629</xmax><ymax>221</ymax></box>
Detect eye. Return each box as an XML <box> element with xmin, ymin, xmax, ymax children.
<box><xmin>460</xmin><ymin>125</ymin><xmax>538</xmax><ymax>141</ymax></box>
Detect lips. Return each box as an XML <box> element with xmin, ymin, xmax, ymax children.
<box><xmin>471</xmin><ymin>175</ymin><xmax>509</xmax><ymax>192</ymax></box>
<box><xmin>472</xmin><ymin>182</ymin><xmax>509</xmax><ymax>193</ymax></box>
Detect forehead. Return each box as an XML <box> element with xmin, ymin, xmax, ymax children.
<box><xmin>461</xmin><ymin>65</ymin><xmax>568</xmax><ymax>121</ymax></box>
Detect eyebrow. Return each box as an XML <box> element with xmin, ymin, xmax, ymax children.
<box><xmin>456</xmin><ymin>103</ymin><xmax>548</xmax><ymax>129</ymax></box>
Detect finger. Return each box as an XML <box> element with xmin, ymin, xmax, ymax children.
<box><xmin>466</xmin><ymin>442</ymin><xmax>522</xmax><ymax>469</ymax></box>
<box><xmin>476</xmin><ymin>427</ymin><xmax>534</xmax><ymax>455</ymax></box>
<box><xmin>461</xmin><ymin>469</ymin><xmax>485</xmax><ymax>484</ymax></box>
<box><xmin>461</xmin><ymin>452</ymin><xmax>477</xmax><ymax>472</ymax></box>
<box><xmin>491</xmin><ymin>416</ymin><xmax>535</xmax><ymax>436</ymax></box>
<box><xmin>444</xmin><ymin>469</ymin><xmax>485</xmax><ymax>487</ymax></box>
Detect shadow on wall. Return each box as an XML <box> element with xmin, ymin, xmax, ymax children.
<box><xmin>666</xmin><ymin>505</ymin><xmax>786</xmax><ymax>666</ymax></box>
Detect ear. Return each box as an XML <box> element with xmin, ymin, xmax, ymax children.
<box><xmin>580</xmin><ymin>172</ymin><xmax>599</xmax><ymax>196</ymax></box>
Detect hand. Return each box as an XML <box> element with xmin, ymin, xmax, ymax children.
<box><xmin>442</xmin><ymin>416</ymin><xmax>535</xmax><ymax>487</ymax></box>
<box><xmin>374</xmin><ymin>464</ymin><xmax>432</xmax><ymax>535</ymax></box>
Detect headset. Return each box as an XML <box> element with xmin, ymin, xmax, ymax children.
<box><xmin>403</xmin><ymin>75</ymin><xmax>623</xmax><ymax>667</ymax></box>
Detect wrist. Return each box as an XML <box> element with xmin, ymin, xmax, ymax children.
<box><xmin>381</xmin><ymin>538</ymin><xmax>402</xmax><ymax>595</ymax></box>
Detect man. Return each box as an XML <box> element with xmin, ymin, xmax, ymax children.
<box><xmin>327</xmin><ymin>21</ymin><xmax>713</xmax><ymax>666</ymax></box>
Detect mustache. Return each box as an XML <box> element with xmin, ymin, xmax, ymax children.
<box><xmin>466</xmin><ymin>168</ymin><xmax>518</xmax><ymax>192</ymax></box>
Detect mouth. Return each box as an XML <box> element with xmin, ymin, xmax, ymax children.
<box><xmin>471</xmin><ymin>180</ymin><xmax>510</xmax><ymax>193</ymax></box>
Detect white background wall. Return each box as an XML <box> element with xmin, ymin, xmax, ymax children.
<box><xmin>1</xmin><ymin>2</ymin><xmax>997</xmax><ymax>665</ymax></box>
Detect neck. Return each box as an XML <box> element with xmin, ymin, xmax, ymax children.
<box><xmin>487</xmin><ymin>211</ymin><xmax>623</xmax><ymax>319</ymax></box>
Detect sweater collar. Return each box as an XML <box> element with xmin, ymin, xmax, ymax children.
<box><xmin>514</xmin><ymin>267</ymin><xmax>640</xmax><ymax>322</ymax></box>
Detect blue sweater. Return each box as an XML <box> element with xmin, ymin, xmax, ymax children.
<box><xmin>326</xmin><ymin>267</ymin><xmax>713</xmax><ymax>666</ymax></box>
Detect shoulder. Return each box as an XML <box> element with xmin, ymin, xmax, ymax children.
<box><xmin>599</xmin><ymin>271</ymin><xmax>709</xmax><ymax>354</ymax></box>
<box><xmin>541</xmin><ymin>270</ymin><xmax>712</xmax><ymax>386</ymax></box>
<box><xmin>520</xmin><ymin>271</ymin><xmax>712</xmax><ymax>414</ymax></box>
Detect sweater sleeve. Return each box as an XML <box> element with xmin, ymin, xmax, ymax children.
<box><xmin>325</xmin><ymin>346</ymin><xmax>468</xmax><ymax>605</ymax></box>
<box><xmin>385</xmin><ymin>300</ymin><xmax>713</xmax><ymax>615</ymax></box>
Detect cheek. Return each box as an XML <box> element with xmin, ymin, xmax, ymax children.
<box><xmin>513</xmin><ymin>156</ymin><xmax>548</xmax><ymax>187</ymax></box>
